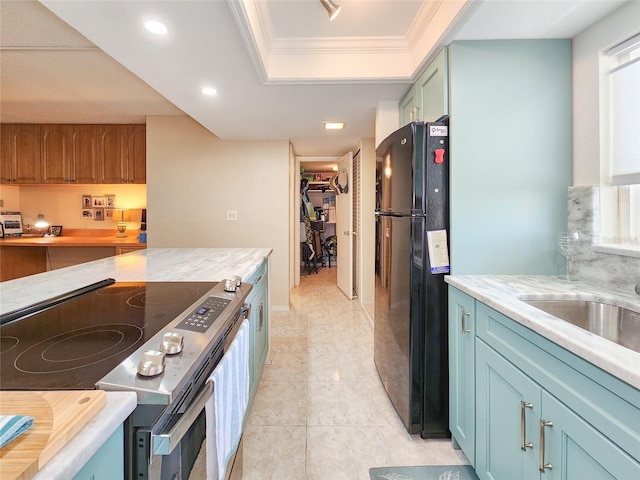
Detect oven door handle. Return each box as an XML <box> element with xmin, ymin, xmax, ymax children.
<box><xmin>151</xmin><ymin>380</ymin><xmax>213</xmax><ymax>456</ymax></box>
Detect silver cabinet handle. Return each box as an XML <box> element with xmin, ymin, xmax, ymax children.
<box><xmin>539</xmin><ymin>419</ymin><xmax>553</xmax><ymax>472</ymax></box>
<box><xmin>258</xmin><ymin>303</ymin><xmax>264</xmax><ymax>331</ymax></box>
<box><xmin>461</xmin><ymin>311</ymin><xmax>471</xmax><ymax>334</ymax></box>
<box><xmin>520</xmin><ymin>401</ymin><xmax>534</xmax><ymax>450</ymax></box>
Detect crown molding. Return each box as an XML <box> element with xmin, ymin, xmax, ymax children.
<box><xmin>228</xmin><ymin>0</ymin><xmax>473</xmax><ymax>84</ymax></box>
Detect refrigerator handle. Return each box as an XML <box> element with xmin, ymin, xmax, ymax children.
<box><xmin>375</xmin><ymin>212</ymin><xmax>427</xmax><ymax>218</ymax></box>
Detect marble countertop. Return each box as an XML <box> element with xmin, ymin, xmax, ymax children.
<box><xmin>445</xmin><ymin>275</ymin><xmax>640</xmax><ymax>390</ymax></box>
<box><xmin>0</xmin><ymin>247</ymin><xmax>272</xmax><ymax>315</ymax></box>
<box><xmin>32</xmin><ymin>392</ymin><xmax>137</xmax><ymax>480</ymax></box>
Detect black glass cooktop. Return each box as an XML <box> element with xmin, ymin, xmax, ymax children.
<box><xmin>0</xmin><ymin>281</ymin><xmax>217</xmax><ymax>390</ymax></box>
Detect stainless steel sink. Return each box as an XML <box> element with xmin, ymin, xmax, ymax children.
<box><xmin>522</xmin><ymin>299</ymin><xmax>640</xmax><ymax>353</ymax></box>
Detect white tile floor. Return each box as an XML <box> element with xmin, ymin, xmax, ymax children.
<box><xmin>238</xmin><ymin>266</ymin><xmax>469</xmax><ymax>480</ymax></box>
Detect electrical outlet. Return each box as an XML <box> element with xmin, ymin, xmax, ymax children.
<box><xmin>226</xmin><ymin>210</ymin><xmax>238</xmax><ymax>221</ymax></box>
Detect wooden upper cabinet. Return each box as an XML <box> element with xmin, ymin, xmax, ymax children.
<box><xmin>42</xmin><ymin>125</ymin><xmax>98</xmax><ymax>184</ymax></box>
<box><xmin>129</xmin><ymin>124</ymin><xmax>146</xmax><ymax>184</ymax></box>
<box><xmin>1</xmin><ymin>124</ymin><xmax>42</xmax><ymax>184</ymax></box>
<box><xmin>99</xmin><ymin>124</ymin><xmax>146</xmax><ymax>184</ymax></box>
<box><xmin>71</xmin><ymin>125</ymin><xmax>99</xmax><ymax>184</ymax></box>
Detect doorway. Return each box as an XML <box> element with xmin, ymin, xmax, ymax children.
<box><xmin>298</xmin><ymin>157</ymin><xmax>340</xmax><ymax>282</ymax></box>
<box><xmin>292</xmin><ymin>140</ymin><xmax>376</xmax><ymax>323</ymax></box>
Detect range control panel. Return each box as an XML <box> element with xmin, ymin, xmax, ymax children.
<box><xmin>175</xmin><ymin>296</ymin><xmax>231</xmax><ymax>332</ymax></box>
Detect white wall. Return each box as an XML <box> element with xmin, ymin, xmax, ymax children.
<box><xmin>17</xmin><ymin>184</ymin><xmax>146</xmax><ymax>231</ymax></box>
<box><xmin>146</xmin><ymin>115</ymin><xmax>290</xmax><ymax>308</ymax></box>
<box><xmin>572</xmin><ymin>1</ymin><xmax>640</xmax><ymax>241</ymax></box>
<box><xmin>359</xmin><ymin>137</ymin><xmax>376</xmax><ymax>324</ymax></box>
<box><xmin>572</xmin><ymin>1</ymin><xmax>640</xmax><ymax>185</ymax></box>
<box><xmin>375</xmin><ymin>100</ymin><xmax>400</xmax><ymax>148</ymax></box>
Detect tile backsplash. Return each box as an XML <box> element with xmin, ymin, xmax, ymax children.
<box><xmin>568</xmin><ymin>185</ymin><xmax>639</xmax><ymax>293</ymax></box>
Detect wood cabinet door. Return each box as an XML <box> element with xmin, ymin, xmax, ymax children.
<box><xmin>476</xmin><ymin>340</ymin><xmax>540</xmax><ymax>480</ymax></box>
<box><xmin>0</xmin><ymin>124</ymin><xmax>13</xmax><ymax>183</ymax></box>
<box><xmin>415</xmin><ymin>47</ymin><xmax>448</xmax><ymax>123</ymax></box>
<box><xmin>399</xmin><ymin>85</ymin><xmax>418</xmax><ymax>126</ymax></box>
<box><xmin>448</xmin><ymin>287</ymin><xmax>476</xmax><ymax>465</ymax></box>
<box><xmin>99</xmin><ymin>125</ymin><xmax>128</xmax><ymax>183</ymax></box>
<box><xmin>541</xmin><ymin>392</ymin><xmax>640</xmax><ymax>480</ymax></box>
<box><xmin>1</xmin><ymin>124</ymin><xmax>41</xmax><ymax>184</ymax></box>
<box><xmin>128</xmin><ymin>125</ymin><xmax>146</xmax><ymax>184</ymax></box>
<box><xmin>70</xmin><ymin>125</ymin><xmax>98</xmax><ymax>184</ymax></box>
<box><xmin>41</xmin><ymin>124</ymin><xmax>69</xmax><ymax>184</ymax></box>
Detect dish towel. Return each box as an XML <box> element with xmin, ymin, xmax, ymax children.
<box><xmin>205</xmin><ymin>318</ymin><xmax>250</xmax><ymax>480</ymax></box>
<box><xmin>0</xmin><ymin>415</ymin><xmax>34</xmax><ymax>448</ymax></box>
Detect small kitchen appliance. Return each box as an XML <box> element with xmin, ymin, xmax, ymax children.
<box><xmin>0</xmin><ymin>278</ymin><xmax>252</xmax><ymax>479</ymax></box>
<box><xmin>0</xmin><ymin>212</ymin><xmax>23</xmax><ymax>236</ymax></box>
<box><xmin>374</xmin><ymin>118</ymin><xmax>450</xmax><ymax>438</ymax></box>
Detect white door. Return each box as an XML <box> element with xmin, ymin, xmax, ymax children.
<box><xmin>336</xmin><ymin>151</ymin><xmax>353</xmax><ymax>299</ymax></box>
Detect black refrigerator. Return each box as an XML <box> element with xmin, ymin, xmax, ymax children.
<box><xmin>374</xmin><ymin>118</ymin><xmax>450</xmax><ymax>438</ymax></box>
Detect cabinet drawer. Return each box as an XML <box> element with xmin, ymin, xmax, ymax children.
<box><xmin>476</xmin><ymin>302</ymin><xmax>640</xmax><ymax>462</ymax></box>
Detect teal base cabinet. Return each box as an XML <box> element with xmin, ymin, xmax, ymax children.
<box><xmin>475</xmin><ymin>300</ymin><xmax>640</xmax><ymax>480</ymax></box>
<box><xmin>448</xmin><ymin>286</ymin><xmax>640</xmax><ymax>480</ymax></box>
<box><xmin>448</xmin><ymin>287</ymin><xmax>476</xmax><ymax>465</ymax></box>
<box><xmin>245</xmin><ymin>260</ymin><xmax>269</xmax><ymax>406</ymax></box>
<box><xmin>73</xmin><ymin>425</ymin><xmax>124</xmax><ymax>480</ymax></box>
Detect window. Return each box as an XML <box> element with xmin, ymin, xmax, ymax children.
<box><xmin>608</xmin><ymin>34</ymin><xmax>640</xmax><ymax>186</ymax></box>
<box><xmin>603</xmin><ymin>34</ymin><xmax>640</xmax><ymax>245</ymax></box>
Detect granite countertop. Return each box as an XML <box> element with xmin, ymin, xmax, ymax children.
<box><xmin>0</xmin><ymin>247</ymin><xmax>272</xmax><ymax>315</ymax></box>
<box><xmin>32</xmin><ymin>392</ymin><xmax>137</xmax><ymax>480</ymax></box>
<box><xmin>445</xmin><ymin>275</ymin><xmax>640</xmax><ymax>390</ymax></box>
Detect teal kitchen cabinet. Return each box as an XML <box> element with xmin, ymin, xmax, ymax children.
<box><xmin>475</xmin><ymin>301</ymin><xmax>640</xmax><ymax>480</ymax></box>
<box><xmin>448</xmin><ymin>287</ymin><xmax>476</xmax><ymax>465</ymax></box>
<box><xmin>400</xmin><ymin>47</ymin><xmax>449</xmax><ymax>126</ymax></box>
<box><xmin>73</xmin><ymin>425</ymin><xmax>124</xmax><ymax>480</ymax></box>
<box><xmin>400</xmin><ymin>85</ymin><xmax>419</xmax><ymax>127</ymax></box>
<box><xmin>245</xmin><ymin>260</ymin><xmax>269</xmax><ymax>405</ymax></box>
<box><xmin>448</xmin><ymin>40</ymin><xmax>571</xmax><ymax>275</ymax></box>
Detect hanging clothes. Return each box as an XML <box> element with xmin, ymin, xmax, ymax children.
<box><xmin>301</xmin><ymin>179</ymin><xmax>317</xmax><ymax>260</ymax></box>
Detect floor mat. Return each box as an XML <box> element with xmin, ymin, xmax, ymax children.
<box><xmin>369</xmin><ymin>465</ymin><xmax>478</xmax><ymax>480</ymax></box>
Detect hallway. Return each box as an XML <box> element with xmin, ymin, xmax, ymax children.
<box><xmin>241</xmin><ymin>267</ymin><xmax>468</xmax><ymax>479</ymax></box>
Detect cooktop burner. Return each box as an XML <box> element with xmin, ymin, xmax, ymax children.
<box><xmin>0</xmin><ymin>282</ymin><xmax>217</xmax><ymax>390</ymax></box>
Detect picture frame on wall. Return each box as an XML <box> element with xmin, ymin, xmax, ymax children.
<box><xmin>94</xmin><ymin>208</ymin><xmax>104</xmax><ymax>221</ymax></box>
<box><xmin>105</xmin><ymin>209</ymin><xmax>114</xmax><ymax>219</ymax></box>
<box><xmin>105</xmin><ymin>195</ymin><xmax>116</xmax><ymax>208</ymax></box>
<box><xmin>82</xmin><ymin>209</ymin><xmax>93</xmax><ymax>218</ymax></box>
<box><xmin>82</xmin><ymin>195</ymin><xmax>92</xmax><ymax>209</ymax></box>
<box><xmin>92</xmin><ymin>196</ymin><xmax>106</xmax><ymax>208</ymax></box>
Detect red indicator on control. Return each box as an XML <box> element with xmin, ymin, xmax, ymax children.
<box><xmin>434</xmin><ymin>148</ymin><xmax>445</xmax><ymax>164</ymax></box>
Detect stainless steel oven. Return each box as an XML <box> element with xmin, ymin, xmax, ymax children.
<box><xmin>123</xmin><ymin>300</ymin><xmax>249</xmax><ymax>480</ymax></box>
<box><xmin>0</xmin><ymin>278</ymin><xmax>251</xmax><ymax>480</ymax></box>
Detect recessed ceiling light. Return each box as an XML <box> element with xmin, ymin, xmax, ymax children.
<box><xmin>202</xmin><ymin>87</ymin><xmax>218</xmax><ymax>96</ymax></box>
<box><xmin>144</xmin><ymin>20</ymin><xmax>167</xmax><ymax>35</ymax></box>
<box><xmin>323</xmin><ymin>121</ymin><xmax>345</xmax><ymax>130</ymax></box>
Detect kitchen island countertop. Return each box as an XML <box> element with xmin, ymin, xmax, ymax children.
<box><xmin>1</xmin><ymin>248</ymin><xmax>272</xmax><ymax>479</ymax></box>
<box><xmin>445</xmin><ymin>275</ymin><xmax>640</xmax><ymax>390</ymax></box>
<box><xmin>0</xmin><ymin>247</ymin><xmax>272</xmax><ymax>315</ymax></box>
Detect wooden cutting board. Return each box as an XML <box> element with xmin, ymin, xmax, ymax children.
<box><xmin>0</xmin><ymin>391</ymin><xmax>106</xmax><ymax>480</ymax></box>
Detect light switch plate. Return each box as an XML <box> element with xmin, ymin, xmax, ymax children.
<box><xmin>226</xmin><ymin>210</ymin><xmax>238</xmax><ymax>221</ymax></box>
